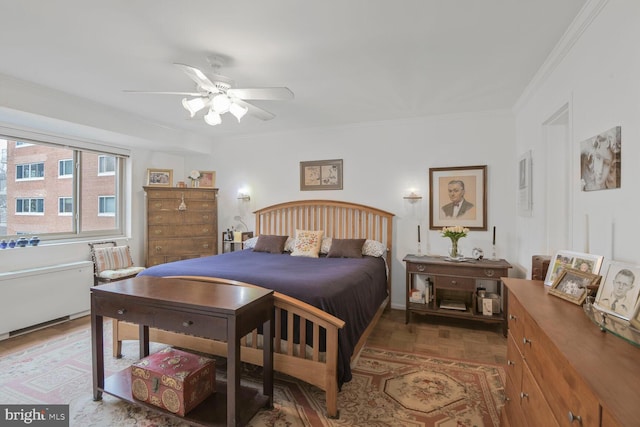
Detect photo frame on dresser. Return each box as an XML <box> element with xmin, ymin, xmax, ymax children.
<box><xmin>548</xmin><ymin>268</ymin><xmax>600</xmax><ymax>306</ymax></box>
<box><xmin>146</xmin><ymin>168</ymin><xmax>173</xmax><ymax>187</ymax></box>
<box><xmin>198</xmin><ymin>171</ymin><xmax>216</xmax><ymax>188</ymax></box>
<box><xmin>594</xmin><ymin>261</ymin><xmax>640</xmax><ymax>320</ymax></box>
<box><xmin>429</xmin><ymin>165</ymin><xmax>487</xmax><ymax>230</ymax></box>
<box><xmin>543</xmin><ymin>250</ymin><xmax>604</xmax><ymax>286</ymax></box>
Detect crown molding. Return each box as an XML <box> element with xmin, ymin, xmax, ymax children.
<box><xmin>513</xmin><ymin>0</ymin><xmax>610</xmax><ymax>113</ymax></box>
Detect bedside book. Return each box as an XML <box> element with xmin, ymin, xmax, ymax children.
<box><xmin>439</xmin><ymin>300</ymin><xmax>466</xmax><ymax>311</ymax></box>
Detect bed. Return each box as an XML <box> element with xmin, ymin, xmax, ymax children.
<box><xmin>113</xmin><ymin>199</ymin><xmax>394</xmax><ymax>417</ymax></box>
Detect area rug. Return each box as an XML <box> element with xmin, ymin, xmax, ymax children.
<box><xmin>0</xmin><ymin>322</ymin><xmax>505</xmax><ymax>426</ymax></box>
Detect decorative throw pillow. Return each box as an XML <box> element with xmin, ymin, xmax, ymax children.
<box><xmin>93</xmin><ymin>246</ymin><xmax>134</xmax><ymax>273</ymax></box>
<box><xmin>327</xmin><ymin>238</ymin><xmax>366</xmax><ymax>258</ymax></box>
<box><xmin>362</xmin><ymin>239</ymin><xmax>386</xmax><ymax>257</ymax></box>
<box><xmin>291</xmin><ymin>229</ymin><xmax>324</xmax><ymax>258</ymax></box>
<box><xmin>243</xmin><ymin>236</ymin><xmax>259</xmax><ymax>249</ymax></box>
<box><xmin>284</xmin><ymin>236</ymin><xmax>296</xmax><ymax>252</ymax></box>
<box><xmin>252</xmin><ymin>235</ymin><xmax>289</xmax><ymax>254</ymax></box>
<box><xmin>320</xmin><ymin>237</ymin><xmax>333</xmax><ymax>254</ymax></box>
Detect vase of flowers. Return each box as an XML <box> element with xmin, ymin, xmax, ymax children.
<box><xmin>188</xmin><ymin>170</ymin><xmax>200</xmax><ymax>188</ymax></box>
<box><xmin>441</xmin><ymin>225</ymin><xmax>469</xmax><ymax>258</ymax></box>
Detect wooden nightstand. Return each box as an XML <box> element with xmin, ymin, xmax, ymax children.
<box><xmin>222</xmin><ymin>231</ymin><xmax>254</xmax><ymax>253</ymax></box>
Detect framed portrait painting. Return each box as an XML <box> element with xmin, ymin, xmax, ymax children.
<box><xmin>548</xmin><ymin>268</ymin><xmax>600</xmax><ymax>306</ymax></box>
<box><xmin>429</xmin><ymin>165</ymin><xmax>487</xmax><ymax>230</ymax></box>
<box><xmin>300</xmin><ymin>159</ymin><xmax>343</xmax><ymax>191</ymax></box>
<box><xmin>543</xmin><ymin>250</ymin><xmax>604</xmax><ymax>286</ymax></box>
<box><xmin>594</xmin><ymin>261</ymin><xmax>640</xmax><ymax>320</ymax></box>
<box><xmin>146</xmin><ymin>168</ymin><xmax>173</xmax><ymax>187</ymax></box>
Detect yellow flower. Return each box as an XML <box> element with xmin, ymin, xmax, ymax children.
<box><xmin>441</xmin><ymin>226</ymin><xmax>469</xmax><ymax>239</ymax></box>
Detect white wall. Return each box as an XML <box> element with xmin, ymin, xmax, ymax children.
<box><xmin>514</xmin><ymin>0</ymin><xmax>640</xmax><ymax>272</ymax></box>
<box><xmin>208</xmin><ymin>112</ymin><xmax>517</xmax><ymax>308</ymax></box>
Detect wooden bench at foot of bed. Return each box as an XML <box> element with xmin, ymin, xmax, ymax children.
<box><xmin>112</xmin><ymin>276</ymin><xmax>387</xmax><ymax>418</ymax></box>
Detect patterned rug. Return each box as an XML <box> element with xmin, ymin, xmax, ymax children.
<box><xmin>0</xmin><ymin>322</ymin><xmax>505</xmax><ymax>426</ymax></box>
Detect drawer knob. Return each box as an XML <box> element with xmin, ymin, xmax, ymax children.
<box><xmin>567</xmin><ymin>411</ymin><xmax>582</xmax><ymax>424</ymax></box>
<box><xmin>509</xmin><ymin>314</ymin><xmax>517</xmax><ymax>320</ymax></box>
<box><xmin>417</xmin><ymin>265</ymin><xmax>425</xmax><ymax>272</ymax></box>
<box><xmin>507</xmin><ymin>360</ymin><xmax>515</xmax><ymax>366</ymax></box>
<box><xmin>155</xmin><ymin>246</ymin><xmax>162</xmax><ymax>252</ymax></box>
<box><xmin>202</xmin><ymin>243</ymin><xmax>209</xmax><ymax>249</ymax></box>
<box><xmin>523</xmin><ymin>337</ymin><xmax>532</xmax><ymax>345</ymax></box>
<box><xmin>182</xmin><ymin>320</ymin><xmax>194</xmax><ymax>327</ymax></box>
<box><xmin>519</xmin><ymin>392</ymin><xmax>529</xmax><ymax>400</ymax></box>
<box><xmin>484</xmin><ymin>269</ymin><xmax>495</xmax><ymax>277</ymax></box>
<box><xmin>451</xmin><ymin>280</ymin><xmax>457</xmax><ymax>285</ymax></box>
<box><xmin>117</xmin><ymin>309</ymin><xmax>127</xmax><ymax>315</ymax></box>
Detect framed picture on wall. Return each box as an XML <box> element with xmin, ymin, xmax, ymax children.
<box><xmin>518</xmin><ymin>150</ymin><xmax>532</xmax><ymax>216</ymax></box>
<box><xmin>300</xmin><ymin>159</ymin><xmax>343</xmax><ymax>191</ymax></box>
<box><xmin>429</xmin><ymin>165</ymin><xmax>487</xmax><ymax>230</ymax></box>
<box><xmin>544</xmin><ymin>250</ymin><xmax>604</xmax><ymax>286</ymax></box>
<box><xmin>580</xmin><ymin>126</ymin><xmax>621</xmax><ymax>192</ymax></box>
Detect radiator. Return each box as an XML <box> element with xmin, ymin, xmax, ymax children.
<box><xmin>0</xmin><ymin>261</ymin><xmax>94</xmax><ymax>340</ymax></box>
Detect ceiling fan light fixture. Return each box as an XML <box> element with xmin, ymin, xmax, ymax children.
<box><xmin>229</xmin><ymin>102</ymin><xmax>248</xmax><ymax>122</ymax></box>
<box><xmin>181</xmin><ymin>96</ymin><xmax>208</xmax><ymax>117</ymax></box>
<box><xmin>212</xmin><ymin>94</ymin><xmax>232</xmax><ymax>113</ymax></box>
<box><xmin>204</xmin><ymin>109</ymin><xmax>222</xmax><ymax>126</ymax></box>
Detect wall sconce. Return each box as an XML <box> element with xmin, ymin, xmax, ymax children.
<box><xmin>237</xmin><ymin>192</ymin><xmax>251</xmax><ymax>201</ymax></box>
<box><xmin>403</xmin><ymin>191</ymin><xmax>422</xmax><ymax>203</ymax></box>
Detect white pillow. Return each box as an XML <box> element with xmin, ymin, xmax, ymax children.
<box><xmin>362</xmin><ymin>239</ymin><xmax>386</xmax><ymax>257</ymax></box>
<box><xmin>243</xmin><ymin>236</ymin><xmax>259</xmax><ymax>249</ymax></box>
<box><xmin>320</xmin><ymin>237</ymin><xmax>333</xmax><ymax>254</ymax></box>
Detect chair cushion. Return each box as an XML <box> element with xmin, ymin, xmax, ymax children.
<box><xmin>93</xmin><ymin>246</ymin><xmax>134</xmax><ymax>274</ymax></box>
<box><xmin>97</xmin><ymin>266</ymin><xmax>146</xmax><ymax>280</ymax></box>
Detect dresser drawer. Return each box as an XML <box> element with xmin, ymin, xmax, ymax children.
<box><xmin>507</xmin><ymin>294</ymin><xmax>526</xmax><ymax>355</ymax></box>
<box><xmin>405</xmin><ymin>262</ymin><xmax>429</xmax><ymax>274</ymax></box>
<box><xmin>506</xmin><ymin>333</ymin><xmax>523</xmax><ymax>391</ymax></box>
<box><xmin>520</xmin><ymin>364</ymin><xmax>560</xmax><ymax>427</ymax></box>
<box><xmin>434</xmin><ymin>275</ymin><xmax>475</xmax><ymax>291</ymax></box>
<box><xmin>93</xmin><ymin>296</ymin><xmax>155</xmax><ymax>325</ymax></box>
<box><xmin>147</xmin><ymin>254</ymin><xmax>201</xmax><ymax>267</ymax></box>
<box><xmin>149</xmin><ymin>238</ymin><xmax>215</xmax><ymax>256</ymax></box>
<box><xmin>149</xmin><ymin>224</ymin><xmax>216</xmax><ymax>237</ymax></box>
<box><xmin>153</xmin><ymin>308</ymin><xmax>228</xmax><ymax>341</ymax></box>
<box><xmin>148</xmin><ymin>211</ymin><xmax>215</xmax><ymax>225</ymax></box>
<box><xmin>503</xmin><ymin>375</ymin><xmax>527</xmax><ymax>427</ymax></box>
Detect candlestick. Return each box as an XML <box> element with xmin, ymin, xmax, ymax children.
<box><xmin>492</xmin><ymin>226</ymin><xmax>496</xmax><ymax>246</ymax></box>
<box><xmin>418</xmin><ymin>225</ymin><xmax>421</xmax><ymax>243</ymax></box>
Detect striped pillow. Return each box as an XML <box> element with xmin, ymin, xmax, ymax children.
<box><xmin>93</xmin><ymin>246</ymin><xmax>134</xmax><ymax>273</ymax></box>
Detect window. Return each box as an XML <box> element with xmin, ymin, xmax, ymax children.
<box><xmin>16</xmin><ymin>162</ymin><xmax>45</xmax><ymax>180</ymax></box>
<box><xmin>58</xmin><ymin>197</ymin><xmax>73</xmax><ymax>215</ymax></box>
<box><xmin>59</xmin><ymin>159</ymin><xmax>73</xmax><ymax>178</ymax></box>
<box><xmin>0</xmin><ymin>135</ymin><xmax>128</xmax><ymax>239</ymax></box>
<box><xmin>16</xmin><ymin>198</ymin><xmax>44</xmax><ymax>214</ymax></box>
<box><xmin>98</xmin><ymin>155</ymin><xmax>115</xmax><ymax>175</ymax></box>
<box><xmin>98</xmin><ymin>196</ymin><xmax>115</xmax><ymax>216</ymax></box>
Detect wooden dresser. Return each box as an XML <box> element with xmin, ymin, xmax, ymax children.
<box><xmin>502</xmin><ymin>278</ymin><xmax>640</xmax><ymax>427</ymax></box>
<box><xmin>144</xmin><ymin>186</ymin><xmax>218</xmax><ymax>267</ymax></box>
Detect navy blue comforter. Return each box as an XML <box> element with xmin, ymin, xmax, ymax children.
<box><xmin>138</xmin><ymin>249</ymin><xmax>388</xmax><ymax>385</ymax></box>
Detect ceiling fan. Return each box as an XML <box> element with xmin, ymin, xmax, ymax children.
<box><xmin>125</xmin><ymin>56</ymin><xmax>294</xmax><ymax>126</ymax></box>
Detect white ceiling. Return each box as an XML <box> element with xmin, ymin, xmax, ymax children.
<box><xmin>1</xmin><ymin>0</ymin><xmax>586</xmax><ymax>141</ymax></box>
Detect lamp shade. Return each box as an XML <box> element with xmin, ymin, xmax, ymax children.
<box><xmin>211</xmin><ymin>94</ymin><xmax>232</xmax><ymax>113</ymax></box>
<box><xmin>229</xmin><ymin>102</ymin><xmax>248</xmax><ymax>122</ymax></box>
<box><xmin>204</xmin><ymin>109</ymin><xmax>222</xmax><ymax>126</ymax></box>
<box><xmin>181</xmin><ymin>97</ymin><xmax>208</xmax><ymax>117</ymax></box>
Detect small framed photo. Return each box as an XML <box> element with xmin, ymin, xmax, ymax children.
<box><xmin>300</xmin><ymin>159</ymin><xmax>343</xmax><ymax>191</ymax></box>
<box><xmin>429</xmin><ymin>165</ymin><xmax>487</xmax><ymax>230</ymax></box>
<box><xmin>198</xmin><ymin>171</ymin><xmax>216</xmax><ymax>188</ymax></box>
<box><xmin>594</xmin><ymin>261</ymin><xmax>640</xmax><ymax>320</ymax></box>
<box><xmin>548</xmin><ymin>268</ymin><xmax>600</xmax><ymax>306</ymax></box>
<box><xmin>544</xmin><ymin>250</ymin><xmax>604</xmax><ymax>286</ymax></box>
<box><xmin>146</xmin><ymin>168</ymin><xmax>173</xmax><ymax>187</ymax></box>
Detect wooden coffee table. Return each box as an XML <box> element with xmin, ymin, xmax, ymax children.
<box><xmin>91</xmin><ymin>276</ymin><xmax>274</xmax><ymax>427</ymax></box>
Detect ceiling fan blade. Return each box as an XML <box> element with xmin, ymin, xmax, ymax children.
<box><xmin>123</xmin><ymin>90</ymin><xmax>204</xmax><ymax>96</ymax></box>
<box><xmin>227</xmin><ymin>87</ymin><xmax>294</xmax><ymax>101</ymax></box>
<box><xmin>233</xmin><ymin>99</ymin><xmax>276</xmax><ymax>121</ymax></box>
<box><xmin>173</xmin><ymin>63</ymin><xmax>220</xmax><ymax>94</ymax></box>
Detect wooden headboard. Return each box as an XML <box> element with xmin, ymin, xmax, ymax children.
<box><xmin>254</xmin><ymin>199</ymin><xmax>395</xmax><ymax>296</ymax></box>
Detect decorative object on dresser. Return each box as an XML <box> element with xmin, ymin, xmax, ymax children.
<box><xmin>144</xmin><ymin>186</ymin><xmax>218</xmax><ymax>267</ymax></box>
<box><xmin>197</xmin><ymin>170</ymin><xmax>216</xmax><ymax>188</ymax></box>
<box><xmin>547</xmin><ymin>267</ymin><xmax>600</xmax><ymax>306</ymax></box>
<box><xmin>299</xmin><ymin>159</ymin><xmax>343</xmax><ymax>191</ymax></box>
<box><xmin>594</xmin><ymin>260</ymin><xmax>640</xmax><ymax>320</ymax></box>
<box><xmin>440</xmin><ymin>225</ymin><xmax>469</xmax><ymax>259</ymax></box>
<box><xmin>531</xmin><ymin>254</ymin><xmax>551</xmax><ymax>280</ymax></box>
<box><xmin>502</xmin><ymin>278</ymin><xmax>640</xmax><ymax>427</ymax></box>
<box><xmin>403</xmin><ymin>254</ymin><xmax>512</xmax><ymax>335</ymax></box>
<box><xmin>429</xmin><ymin>165</ymin><xmax>487</xmax><ymax>230</ymax></box>
<box><xmin>146</xmin><ymin>168</ymin><xmax>173</xmax><ymax>187</ymax></box>
<box><xmin>544</xmin><ymin>249</ymin><xmax>604</xmax><ymax>286</ymax></box>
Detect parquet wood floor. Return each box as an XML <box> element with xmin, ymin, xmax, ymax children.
<box><xmin>0</xmin><ymin>309</ymin><xmax>507</xmax><ymax>364</ymax></box>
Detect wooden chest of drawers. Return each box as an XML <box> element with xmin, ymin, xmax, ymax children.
<box><xmin>144</xmin><ymin>186</ymin><xmax>218</xmax><ymax>267</ymax></box>
<box><xmin>502</xmin><ymin>278</ymin><xmax>640</xmax><ymax>427</ymax></box>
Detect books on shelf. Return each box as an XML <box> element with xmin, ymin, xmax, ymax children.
<box><xmin>439</xmin><ymin>300</ymin><xmax>467</xmax><ymax>311</ymax></box>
